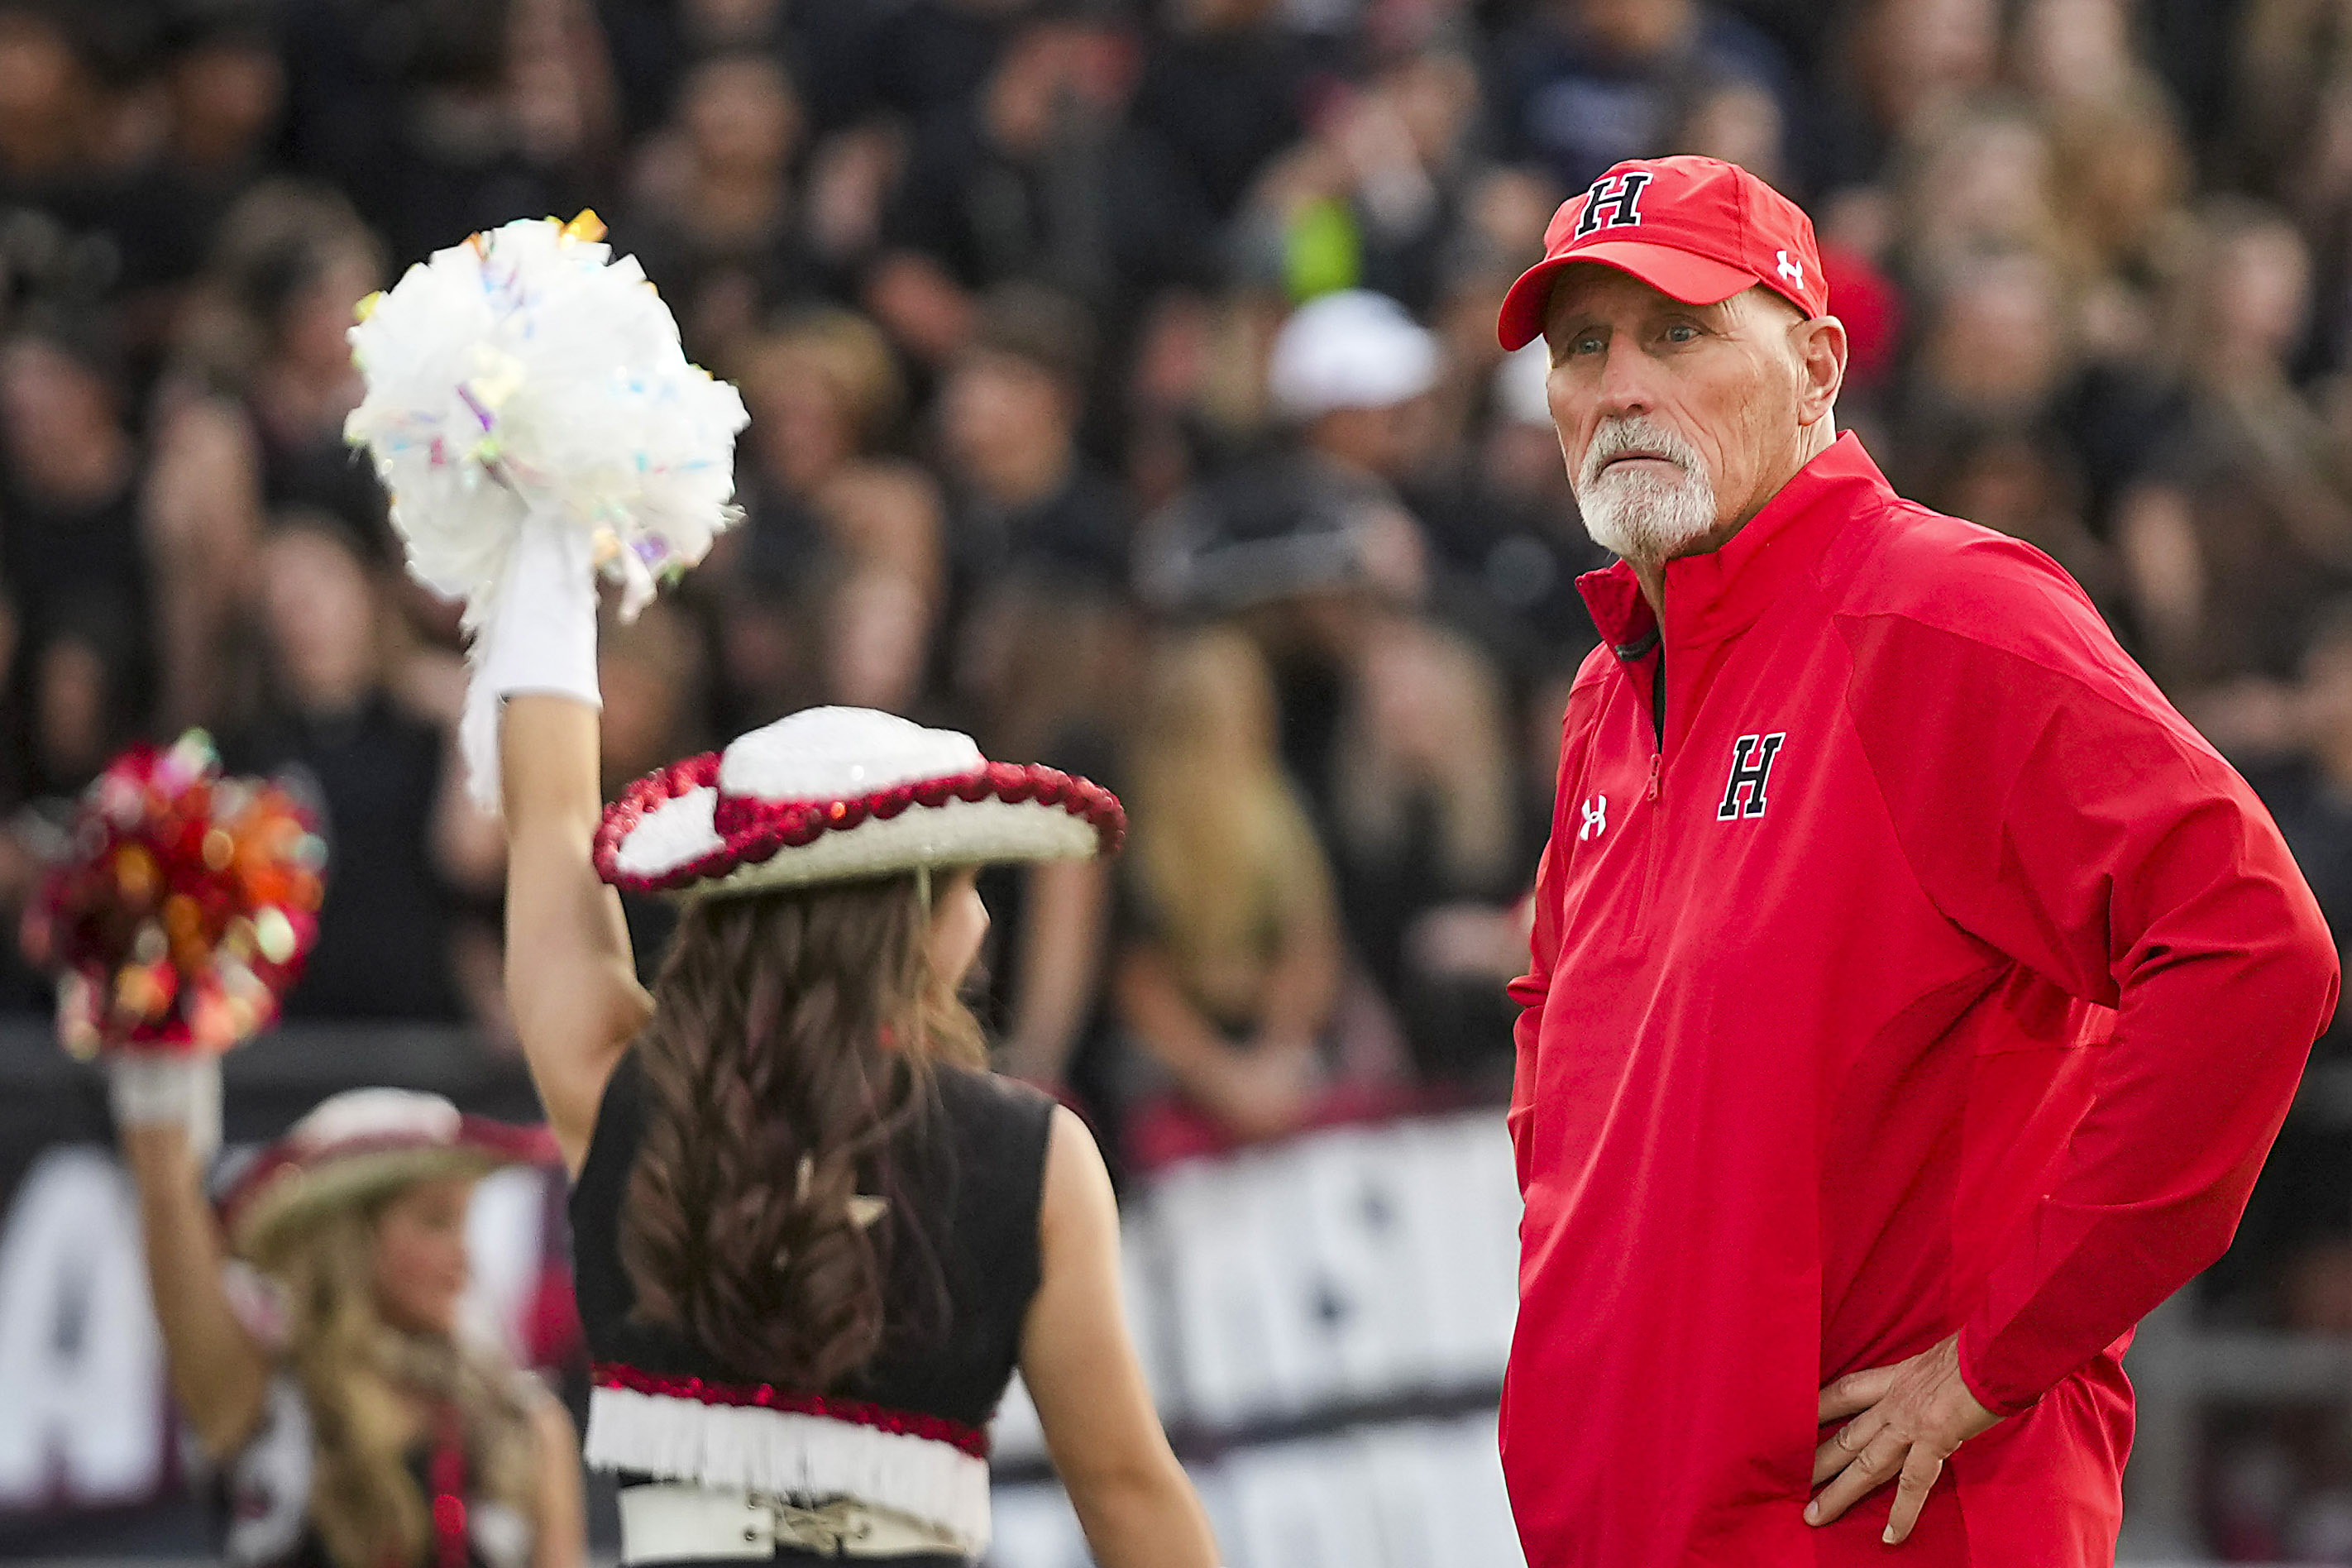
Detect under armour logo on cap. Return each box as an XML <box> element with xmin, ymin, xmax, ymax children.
<box><xmin>1776</xmin><ymin>249</ymin><xmax>1803</xmax><ymax>287</ymax></box>
<box><xmin>1574</xmin><ymin>171</ymin><xmax>1652</xmax><ymax>237</ymax></box>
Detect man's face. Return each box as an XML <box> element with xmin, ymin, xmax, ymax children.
<box><xmin>1542</xmin><ymin>265</ymin><xmax>1809</xmax><ymax>566</ymax></box>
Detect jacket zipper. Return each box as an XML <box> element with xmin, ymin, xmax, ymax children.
<box><xmin>1637</xmin><ymin>643</ymin><xmax>1670</xmax><ymax>933</ymax></box>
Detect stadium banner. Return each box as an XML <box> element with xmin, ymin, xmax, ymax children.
<box><xmin>0</xmin><ymin>1025</ymin><xmax>1526</xmax><ymax>1566</ymax></box>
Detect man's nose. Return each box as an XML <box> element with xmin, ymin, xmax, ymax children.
<box><xmin>1593</xmin><ymin>342</ymin><xmax>1656</xmax><ymax>419</ymax></box>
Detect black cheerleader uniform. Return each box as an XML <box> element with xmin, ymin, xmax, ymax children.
<box><xmin>218</xmin><ymin>1376</ymin><xmax>528</xmax><ymax>1568</ymax></box>
<box><xmin>570</xmin><ymin>1051</ymin><xmax>1055</xmax><ymax>1565</ymax></box>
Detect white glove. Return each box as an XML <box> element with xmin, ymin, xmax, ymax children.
<box><xmin>109</xmin><ymin>1051</ymin><xmax>223</xmax><ymax>1166</ymax></box>
<box><xmin>482</xmin><ymin>513</ymin><xmax>602</xmax><ymax>709</ymax></box>
<box><xmin>460</xmin><ymin>513</ymin><xmax>603</xmax><ymax>811</ymax></box>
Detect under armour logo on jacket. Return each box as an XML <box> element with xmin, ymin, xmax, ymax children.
<box><xmin>1574</xmin><ymin>171</ymin><xmax>1652</xmax><ymax>237</ymax></box>
<box><xmin>1717</xmin><ymin>733</ymin><xmax>1787</xmax><ymax>820</ymax></box>
<box><xmin>1580</xmin><ymin>794</ymin><xmax>1608</xmax><ymax>841</ymax></box>
<box><xmin>1776</xmin><ymin>249</ymin><xmax>1803</xmax><ymax>288</ymax></box>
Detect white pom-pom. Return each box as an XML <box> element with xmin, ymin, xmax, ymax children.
<box><xmin>343</xmin><ymin>213</ymin><xmax>748</xmax><ymax>804</ymax></box>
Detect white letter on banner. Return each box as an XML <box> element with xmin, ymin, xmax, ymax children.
<box><xmin>459</xmin><ymin>1166</ymin><xmax>549</xmax><ymax>1360</ymax></box>
<box><xmin>0</xmin><ymin>1147</ymin><xmax>165</xmax><ymax>1503</ymax></box>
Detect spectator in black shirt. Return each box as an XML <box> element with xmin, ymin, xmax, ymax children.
<box><xmin>226</xmin><ymin>520</ymin><xmax>498</xmax><ymax>1021</ymax></box>
<box><xmin>868</xmin><ymin>7</ymin><xmax>1214</xmax><ymax>366</ymax></box>
<box><xmin>1410</xmin><ymin>341</ymin><xmax>1609</xmax><ymax>687</ymax></box>
<box><xmin>616</xmin><ymin>50</ymin><xmax>829</xmax><ymax>372</ymax></box>
<box><xmin>114</xmin><ymin>3</ymin><xmax>287</xmax><ymax>301</ymax></box>
<box><xmin>2252</xmin><ymin>603</ymin><xmax>2352</xmax><ymax>1059</ymax></box>
<box><xmin>600</xmin><ymin>0</ymin><xmax>882</xmax><ymax>141</ymax></box>
<box><xmin>342</xmin><ymin>0</ymin><xmax>609</xmax><ymax>270</ymax></box>
<box><xmin>1131</xmin><ymin>0</ymin><xmax>1327</xmax><ymax>222</ymax></box>
<box><xmin>0</xmin><ymin>318</ymin><xmax>154</xmax><ymax>723</ymax></box>
<box><xmin>18</xmin><ymin>595</ymin><xmax>138</xmax><ymax>804</ymax></box>
<box><xmin>1487</xmin><ymin>0</ymin><xmax>1795</xmax><ymax>197</ymax></box>
<box><xmin>145</xmin><ymin>184</ymin><xmax>387</xmax><ymax>728</ymax></box>
<box><xmin>868</xmin><ymin>0</ymin><xmax>1023</xmax><ymax>125</ymax></box>
<box><xmin>1323</xmin><ymin>606</ymin><xmax>1522</xmax><ymax>1087</ymax></box>
<box><xmin>2211</xmin><ymin>602</ymin><xmax>2352</xmax><ymax>1327</ymax></box>
<box><xmin>1799</xmin><ymin>0</ymin><xmax>2000</xmax><ymax>199</ymax></box>
<box><xmin>938</xmin><ymin>285</ymin><xmax>1132</xmax><ymax>624</ymax></box>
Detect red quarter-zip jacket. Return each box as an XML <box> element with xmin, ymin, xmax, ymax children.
<box><xmin>1502</xmin><ymin>434</ymin><xmax>2339</xmax><ymax>1566</ymax></box>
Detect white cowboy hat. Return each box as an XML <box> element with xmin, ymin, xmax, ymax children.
<box><xmin>593</xmin><ymin>706</ymin><xmax>1125</xmax><ymax>899</ymax></box>
<box><xmin>221</xmin><ymin>1088</ymin><xmax>554</xmax><ymax>1266</ymax></box>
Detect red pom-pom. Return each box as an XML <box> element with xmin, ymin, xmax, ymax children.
<box><xmin>31</xmin><ymin>732</ymin><xmax>327</xmax><ymax>1058</ymax></box>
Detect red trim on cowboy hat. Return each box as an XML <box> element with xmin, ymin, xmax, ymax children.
<box><xmin>1497</xmin><ymin>155</ymin><xmax>1830</xmax><ymax>351</ymax></box>
<box><xmin>220</xmin><ymin>1088</ymin><xmax>556</xmax><ymax>1264</ymax></box>
<box><xmin>595</xmin><ymin>707</ymin><xmax>1126</xmax><ymax>899</ymax></box>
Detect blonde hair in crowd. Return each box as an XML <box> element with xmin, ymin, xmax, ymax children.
<box><xmin>270</xmin><ymin>1203</ymin><xmax>539</xmax><ymax>1568</ymax></box>
<box><xmin>1331</xmin><ymin>619</ymin><xmax>1518</xmax><ymax>892</ymax></box>
<box><xmin>1126</xmin><ymin>628</ymin><xmax>1335</xmax><ymax>1018</ymax></box>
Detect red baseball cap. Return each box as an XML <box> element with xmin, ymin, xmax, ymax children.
<box><xmin>1497</xmin><ymin>155</ymin><xmax>1830</xmax><ymax>351</ymax></box>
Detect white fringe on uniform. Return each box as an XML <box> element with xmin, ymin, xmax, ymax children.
<box><xmin>583</xmin><ymin>1384</ymin><xmax>992</xmax><ymax>1556</ymax></box>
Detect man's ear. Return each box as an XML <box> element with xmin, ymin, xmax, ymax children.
<box><xmin>1793</xmin><ymin>314</ymin><xmax>1848</xmax><ymax>428</ymax></box>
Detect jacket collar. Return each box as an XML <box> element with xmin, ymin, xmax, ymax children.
<box><xmin>1575</xmin><ymin>432</ymin><xmax>1893</xmax><ymax>655</ymax></box>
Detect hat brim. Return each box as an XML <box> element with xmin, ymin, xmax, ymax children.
<box><xmin>226</xmin><ymin>1121</ymin><xmax>553</xmax><ymax>1265</ymax></box>
<box><xmin>1497</xmin><ymin>243</ymin><xmax>1762</xmax><ymax>351</ymax></box>
<box><xmin>595</xmin><ymin>757</ymin><xmax>1126</xmax><ymax>900</ymax></box>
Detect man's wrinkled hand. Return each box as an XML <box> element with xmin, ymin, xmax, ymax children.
<box><xmin>1809</xmin><ymin>1335</ymin><xmax>2001</xmax><ymax>1545</ymax></box>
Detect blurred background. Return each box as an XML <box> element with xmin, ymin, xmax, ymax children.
<box><xmin>0</xmin><ymin>0</ymin><xmax>2345</xmax><ymax>1561</ymax></box>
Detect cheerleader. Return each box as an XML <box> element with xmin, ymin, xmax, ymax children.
<box><xmin>120</xmin><ymin>1084</ymin><xmax>587</xmax><ymax>1568</ymax></box>
<box><xmin>491</xmin><ymin>525</ymin><xmax>1221</xmax><ymax>1566</ymax></box>
<box><xmin>338</xmin><ymin>213</ymin><xmax>1214</xmax><ymax>1566</ymax></box>
<box><xmin>41</xmin><ymin>736</ymin><xmax>587</xmax><ymax>1568</ymax></box>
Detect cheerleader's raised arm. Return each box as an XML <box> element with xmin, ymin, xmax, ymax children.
<box><xmin>37</xmin><ymin>737</ymin><xmax>584</xmax><ymax>1568</ymax></box>
<box><xmin>495</xmin><ymin>550</ymin><xmax>652</xmax><ymax>1172</ymax></box>
<box><xmin>341</xmin><ymin>213</ymin><xmax>745</xmax><ymax>1168</ymax></box>
<box><xmin>27</xmin><ymin>736</ymin><xmax>326</xmax><ymax>1456</ymax></box>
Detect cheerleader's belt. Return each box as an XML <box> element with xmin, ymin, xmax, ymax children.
<box><xmin>617</xmin><ymin>1482</ymin><xmax>965</xmax><ymax>1561</ymax></box>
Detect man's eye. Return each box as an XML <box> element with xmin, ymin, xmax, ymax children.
<box><xmin>1572</xmin><ymin>334</ymin><xmax>1604</xmax><ymax>356</ymax></box>
<box><xmin>1664</xmin><ymin>323</ymin><xmax>1699</xmax><ymax>343</ymax></box>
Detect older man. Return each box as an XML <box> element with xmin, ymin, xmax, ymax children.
<box><xmin>1499</xmin><ymin>155</ymin><xmax>2339</xmax><ymax>1566</ymax></box>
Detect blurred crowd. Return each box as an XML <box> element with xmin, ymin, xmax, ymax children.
<box><xmin>3</xmin><ymin>0</ymin><xmax>2352</xmax><ymax>1548</ymax></box>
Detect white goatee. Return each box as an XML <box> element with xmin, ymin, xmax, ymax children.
<box><xmin>1570</xmin><ymin>416</ymin><xmax>1719</xmax><ymax>568</ymax></box>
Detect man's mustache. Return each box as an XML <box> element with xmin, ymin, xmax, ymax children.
<box><xmin>1579</xmin><ymin>420</ymin><xmax>1699</xmax><ymax>490</ymax></box>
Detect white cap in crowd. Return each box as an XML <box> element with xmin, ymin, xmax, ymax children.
<box><xmin>1494</xmin><ymin>341</ymin><xmax>1554</xmax><ymax>429</ymax></box>
<box><xmin>1267</xmin><ymin>289</ymin><xmax>1439</xmax><ymax>422</ymax></box>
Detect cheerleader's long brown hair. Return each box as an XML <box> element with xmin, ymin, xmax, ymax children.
<box><xmin>618</xmin><ymin>872</ymin><xmax>985</xmax><ymax>1388</ymax></box>
<box><xmin>271</xmin><ymin>1204</ymin><xmax>539</xmax><ymax>1568</ymax></box>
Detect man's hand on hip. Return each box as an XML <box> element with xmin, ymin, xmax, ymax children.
<box><xmin>1808</xmin><ymin>1335</ymin><xmax>2000</xmax><ymax>1544</ymax></box>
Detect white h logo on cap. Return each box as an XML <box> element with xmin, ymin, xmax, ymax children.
<box><xmin>1776</xmin><ymin>249</ymin><xmax>1804</xmax><ymax>288</ymax></box>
